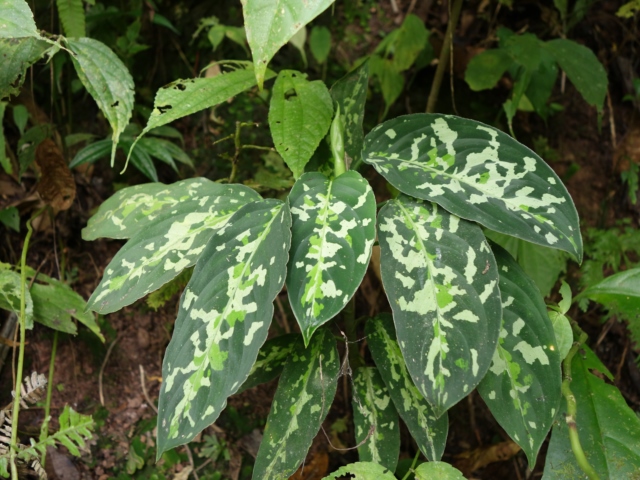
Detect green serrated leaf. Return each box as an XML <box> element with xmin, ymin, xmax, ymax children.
<box><xmin>377</xmin><ymin>196</ymin><xmax>502</xmax><ymax>416</ymax></box>
<box><xmin>543</xmin><ymin>345</ymin><xmax>640</xmax><ymax>478</ymax></box>
<box><xmin>0</xmin><ymin>0</ymin><xmax>40</xmax><ymax>38</ymax></box>
<box><xmin>414</xmin><ymin>461</ymin><xmax>465</xmax><ymax>479</ymax></box>
<box><xmin>87</xmin><ymin>181</ymin><xmax>262</xmax><ymax>314</ymax></box>
<box><xmin>309</xmin><ymin>26</ymin><xmax>331</xmax><ymax>64</ymax></box>
<box><xmin>366</xmin><ymin>314</ymin><xmax>448</xmax><ymax>461</ymax></box>
<box><xmin>544</xmin><ymin>38</ymin><xmax>608</xmax><ymax>111</ymax></box>
<box><xmin>363</xmin><ymin>114</ymin><xmax>583</xmax><ymax>261</ymax></box>
<box><xmin>66</xmin><ymin>38</ymin><xmax>134</xmax><ymax>167</ymax></box>
<box><xmin>465</xmin><ymin>49</ymin><xmax>513</xmax><ymax>91</ymax></box>
<box><xmin>286</xmin><ymin>171</ymin><xmax>376</xmax><ymax>344</ymax></box>
<box><xmin>56</xmin><ymin>0</ymin><xmax>85</xmax><ymax>37</ymax></box>
<box><xmin>253</xmin><ymin>328</ymin><xmax>339</xmax><ymax>479</ymax></box>
<box><xmin>352</xmin><ymin>367</ymin><xmax>400</xmax><ymax>471</ymax></box>
<box><xmin>0</xmin><ymin>37</ymin><xmax>50</xmax><ymax>101</ymax></box>
<box><xmin>238</xmin><ymin>333</ymin><xmax>299</xmax><ymax>393</ymax></box>
<box><xmin>478</xmin><ymin>243</ymin><xmax>562</xmax><ymax>467</ymax></box>
<box><xmin>0</xmin><ymin>269</ymin><xmax>33</xmax><ymax>328</ymax></box>
<box><xmin>330</xmin><ymin>61</ymin><xmax>369</xmax><ymax>168</ymax></box>
<box><xmin>241</xmin><ymin>0</ymin><xmax>335</xmax><ymax>88</ymax></box>
<box><xmin>323</xmin><ymin>461</ymin><xmax>397</xmax><ymax>480</ymax></box>
<box><xmin>269</xmin><ymin>70</ymin><xmax>333</xmax><ymax>179</ymax></box>
<box><xmin>157</xmin><ymin>199</ymin><xmax>291</xmax><ymax>455</ymax></box>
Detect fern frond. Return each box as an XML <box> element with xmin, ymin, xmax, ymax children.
<box><xmin>11</xmin><ymin>372</ymin><xmax>47</xmax><ymax>409</ymax></box>
<box><xmin>56</xmin><ymin>0</ymin><xmax>86</xmax><ymax>37</ymax></box>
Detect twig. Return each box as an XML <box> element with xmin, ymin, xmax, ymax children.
<box><xmin>99</xmin><ymin>336</ymin><xmax>120</xmax><ymax>407</ymax></box>
<box><xmin>402</xmin><ymin>449</ymin><xmax>421</xmax><ymax>480</ymax></box>
<box><xmin>615</xmin><ymin>340</ymin><xmax>629</xmax><ymax>381</ymax></box>
<box><xmin>274</xmin><ymin>295</ymin><xmax>290</xmax><ymax>333</ymax></box>
<box><xmin>139</xmin><ymin>365</ymin><xmax>158</xmax><ymax>414</ymax></box>
<box><xmin>40</xmin><ymin>330</ymin><xmax>58</xmax><ymax>466</ymax></box>
<box><xmin>606</xmin><ymin>90</ymin><xmax>617</xmax><ymax>149</ymax></box>
<box><xmin>184</xmin><ymin>444</ymin><xmax>199</xmax><ymax>480</ymax></box>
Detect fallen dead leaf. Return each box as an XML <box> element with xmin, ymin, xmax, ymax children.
<box><xmin>453</xmin><ymin>440</ymin><xmax>521</xmax><ymax>476</ymax></box>
<box><xmin>35</xmin><ymin>139</ymin><xmax>76</xmax><ymax>211</ymax></box>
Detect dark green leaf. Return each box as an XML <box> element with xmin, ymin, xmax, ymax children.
<box><xmin>269</xmin><ymin>70</ymin><xmax>333</xmax><ymax>179</ymax></box>
<box><xmin>56</xmin><ymin>0</ymin><xmax>85</xmax><ymax>37</ymax></box>
<box><xmin>0</xmin><ymin>102</ymin><xmax>9</xmax><ymax>174</ymax></box>
<box><xmin>377</xmin><ymin>196</ymin><xmax>502</xmax><ymax>416</ymax></box>
<box><xmin>253</xmin><ymin>329</ymin><xmax>339</xmax><ymax>479</ymax></box>
<box><xmin>577</xmin><ymin>267</ymin><xmax>640</xmax><ymax>319</ymax></box>
<box><xmin>363</xmin><ymin>114</ymin><xmax>583</xmax><ymax>261</ymax></box>
<box><xmin>122</xmin><ymin>138</ymin><xmax>158</xmax><ymax>181</ymax></box>
<box><xmin>465</xmin><ymin>49</ymin><xmax>513</xmax><ymax>91</ymax></box>
<box><xmin>286</xmin><ymin>171</ymin><xmax>376</xmax><ymax>344</ymax></box>
<box><xmin>504</xmin><ymin>33</ymin><xmax>542</xmax><ymax>71</ymax></box>
<box><xmin>478</xmin><ymin>243</ymin><xmax>562</xmax><ymax>467</ymax></box>
<box><xmin>238</xmin><ymin>333</ymin><xmax>299</xmax><ymax>392</ymax></box>
<box><xmin>157</xmin><ymin>200</ymin><xmax>292</xmax><ymax>455</ymax></box>
<box><xmin>309</xmin><ymin>26</ymin><xmax>331</xmax><ymax>63</ymax></box>
<box><xmin>0</xmin><ymin>207</ymin><xmax>19</xmax><ymax>232</ymax></box>
<box><xmin>391</xmin><ymin>14</ymin><xmax>429</xmax><ymax>72</ymax></box>
<box><xmin>366</xmin><ymin>314</ymin><xmax>449</xmax><ymax>461</ymax></box>
<box><xmin>0</xmin><ymin>37</ymin><xmax>51</xmax><ymax>100</ymax></box>
<box><xmin>369</xmin><ymin>55</ymin><xmax>404</xmax><ymax>116</ymax></box>
<box><xmin>69</xmin><ymin>138</ymin><xmax>113</xmax><ymax>168</ymax></box>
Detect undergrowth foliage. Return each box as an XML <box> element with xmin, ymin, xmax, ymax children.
<box><xmin>2</xmin><ymin>0</ymin><xmax>640</xmax><ymax>478</ymax></box>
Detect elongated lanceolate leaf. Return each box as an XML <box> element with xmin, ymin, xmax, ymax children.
<box><xmin>414</xmin><ymin>462</ymin><xmax>465</xmax><ymax>479</ymax></box>
<box><xmin>83</xmin><ymin>178</ymin><xmax>260</xmax><ymax>240</ymax></box>
<box><xmin>543</xmin><ymin>346</ymin><xmax>640</xmax><ymax>478</ymax></box>
<box><xmin>576</xmin><ymin>267</ymin><xmax>640</xmax><ymax>318</ymax></box>
<box><xmin>237</xmin><ymin>333</ymin><xmax>299</xmax><ymax>393</ymax></box>
<box><xmin>87</xmin><ymin>182</ymin><xmax>262</xmax><ymax>314</ymax></box>
<box><xmin>67</xmin><ymin>38</ymin><xmax>134</xmax><ymax>166</ymax></box>
<box><xmin>363</xmin><ymin>114</ymin><xmax>583</xmax><ymax>261</ymax></box>
<box><xmin>56</xmin><ymin>0</ymin><xmax>85</xmax><ymax>37</ymax></box>
<box><xmin>352</xmin><ymin>367</ymin><xmax>400</xmax><ymax>471</ymax></box>
<box><xmin>0</xmin><ymin>37</ymin><xmax>50</xmax><ymax>100</ymax></box>
<box><xmin>269</xmin><ymin>70</ymin><xmax>333</xmax><ymax>179</ymax></box>
<box><xmin>286</xmin><ymin>171</ymin><xmax>376</xmax><ymax>344</ymax></box>
<box><xmin>323</xmin><ymin>462</ymin><xmax>396</xmax><ymax>480</ymax></box>
<box><xmin>253</xmin><ymin>329</ymin><xmax>339</xmax><ymax>479</ymax></box>
<box><xmin>0</xmin><ymin>0</ymin><xmax>40</xmax><ymax>38</ymax></box>
<box><xmin>478</xmin><ymin>243</ymin><xmax>561</xmax><ymax>467</ymax></box>
<box><xmin>330</xmin><ymin>61</ymin><xmax>369</xmax><ymax>168</ymax></box>
<box><xmin>136</xmin><ymin>65</ymin><xmax>274</xmax><ymax>150</ymax></box>
<box><xmin>366</xmin><ymin>314</ymin><xmax>448</xmax><ymax>461</ymax></box>
<box><xmin>377</xmin><ymin>196</ymin><xmax>502</xmax><ymax>416</ymax></box>
<box><xmin>0</xmin><ymin>268</ymin><xmax>33</xmax><ymax>328</ymax></box>
<box><xmin>157</xmin><ymin>200</ymin><xmax>291</xmax><ymax>455</ymax></box>
<box><xmin>241</xmin><ymin>0</ymin><xmax>335</xmax><ymax>88</ymax></box>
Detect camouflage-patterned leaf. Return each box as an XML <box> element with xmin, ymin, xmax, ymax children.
<box><xmin>253</xmin><ymin>328</ymin><xmax>339</xmax><ymax>479</ymax></box>
<box><xmin>478</xmin><ymin>243</ymin><xmax>562</xmax><ymax>467</ymax></box>
<box><xmin>286</xmin><ymin>171</ymin><xmax>376</xmax><ymax>344</ymax></box>
<box><xmin>0</xmin><ymin>268</ymin><xmax>33</xmax><ymax>328</ymax></box>
<box><xmin>269</xmin><ymin>70</ymin><xmax>333</xmax><ymax>179</ymax></box>
<box><xmin>87</xmin><ymin>182</ymin><xmax>262</xmax><ymax>314</ymax></box>
<box><xmin>0</xmin><ymin>0</ymin><xmax>40</xmax><ymax>38</ymax></box>
<box><xmin>366</xmin><ymin>314</ymin><xmax>448</xmax><ymax>461</ymax></box>
<box><xmin>84</xmin><ymin>178</ymin><xmax>262</xmax><ymax>241</ymax></box>
<box><xmin>352</xmin><ymin>367</ymin><xmax>400</xmax><ymax>471</ymax></box>
<box><xmin>363</xmin><ymin>114</ymin><xmax>583</xmax><ymax>261</ymax></box>
<box><xmin>414</xmin><ymin>461</ymin><xmax>465</xmax><ymax>479</ymax></box>
<box><xmin>330</xmin><ymin>61</ymin><xmax>369</xmax><ymax>168</ymax></box>
<box><xmin>377</xmin><ymin>196</ymin><xmax>502</xmax><ymax>416</ymax></box>
<box><xmin>323</xmin><ymin>462</ymin><xmax>396</xmax><ymax>480</ymax></box>
<box><xmin>157</xmin><ymin>199</ymin><xmax>291</xmax><ymax>455</ymax></box>
<box><xmin>237</xmin><ymin>333</ymin><xmax>299</xmax><ymax>393</ymax></box>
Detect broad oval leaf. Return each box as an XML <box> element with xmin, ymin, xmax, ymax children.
<box><xmin>0</xmin><ymin>268</ymin><xmax>33</xmax><ymax>328</ymax></box>
<box><xmin>352</xmin><ymin>367</ymin><xmax>400</xmax><ymax>471</ymax></box>
<box><xmin>87</xmin><ymin>182</ymin><xmax>262</xmax><ymax>314</ymax></box>
<box><xmin>363</xmin><ymin>114</ymin><xmax>583</xmax><ymax>261</ymax></box>
<box><xmin>330</xmin><ymin>61</ymin><xmax>369</xmax><ymax>169</ymax></box>
<box><xmin>83</xmin><ymin>178</ymin><xmax>260</xmax><ymax>241</ymax></box>
<box><xmin>269</xmin><ymin>70</ymin><xmax>333</xmax><ymax>179</ymax></box>
<box><xmin>66</xmin><ymin>38</ymin><xmax>134</xmax><ymax>166</ymax></box>
<box><xmin>286</xmin><ymin>171</ymin><xmax>376</xmax><ymax>344</ymax></box>
<box><xmin>0</xmin><ymin>0</ymin><xmax>40</xmax><ymax>38</ymax></box>
<box><xmin>157</xmin><ymin>199</ymin><xmax>291</xmax><ymax>455</ymax></box>
<box><xmin>309</xmin><ymin>26</ymin><xmax>331</xmax><ymax>64</ymax></box>
<box><xmin>253</xmin><ymin>328</ymin><xmax>339</xmax><ymax>479</ymax></box>
<box><xmin>414</xmin><ymin>461</ymin><xmax>465</xmax><ymax>479</ymax></box>
<box><xmin>377</xmin><ymin>196</ymin><xmax>502</xmax><ymax>416</ymax></box>
<box><xmin>366</xmin><ymin>314</ymin><xmax>449</xmax><ymax>461</ymax></box>
<box><xmin>478</xmin><ymin>243</ymin><xmax>562</xmax><ymax>467</ymax></box>
<box><xmin>0</xmin><ymin>37</ymin><xmax>50</xmax><ymax>100</ymax></box>
<box><xmin>465</xmin><ymin>49</ymin><xmax>513</xmax><ymax>91</ymax></box>
<box><xmin>240</xmin><ymin>0</ymin><xmax>335</xmax><ymax>88</ymax></box>
<box><xmin>322</xmin><ymin>462</ymin><xmax>396</xmax><ymax>480</ymax></box>
<box><xmin>543</xmin><ymin>346</ymin><xmax>640</xmax><ymax>478</ymax></box>
<box><xmin>237</xmin><ymin>333</ymin><xmax>299</xmax><ymax>393</ymax></box>
<box><xmin>577</xmin><ymin>267</ymin><xmax>640</xmax><ymax>318</ymax></box>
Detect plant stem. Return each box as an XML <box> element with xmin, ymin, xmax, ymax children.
<box><xmin>343</xmin><ymin>297</ymin><xmax>362</xmax><ymax>370</ymax></box>
<box><xmin>561</xmin><ymin>327</ymin><xmax>601</xmax><ymax>480</ymax></box>
<box><xmin>39</xmin><ymin>330</ymin><xmax>58</xmax><ymax>467</ymax></box>
<box><xmin>426</xmin><ymin>0</ymin><xmax>464</xmax><ymax>113</ymax></box>
<box><xmin>10</xmin><ymin>207</ymin><xmax>44</xmax><ymax>479</ymax></box>
<box><xmin>403</xmin><ymin>449</ymin><xmax>422</xmax><ymax>480</ymax></box>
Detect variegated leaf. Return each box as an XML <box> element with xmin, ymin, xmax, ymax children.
<box><xmin>377</xmin><ymin>196</ymin><xmax>502</xmax><ymax>416</ymax></box>
<box><xmin>478</xmin><ymin>243</ymin><xmax>562</xmax><ymax>467</ymax></box>
<box><xmin>253</xmin><ymin>328</ymin><xmax>339</xmax><ymax>479</ymax></box>
<box><xmin>330</xmin><ymin>60</ymin><xmax>369</xmax><ymax>168</ymax></box>
<box><xmin>237</xmin><ymin>333</ymin><xmax>299</xmax><ymax>393</ymax></box>
<box><xmin>363</xmin><ymin>114</ymin><xmax>583</xmax><ymax>261</ymax></box>
<box><xmin>352</xmin><ymin>367</ymin><xmax>400</xmax><ymax>471</ymax></box>
<box><xmin>157</xmin><ymin>199</ymin><xmax>291</xmax><ymax>455</ymax></box>
<box><xmin>286</xmin><ymin>171</ymin><xmax>376</xmax><ymax>344</ymax></box>
<box><xmin>83</xmin><ymin>178</ymin><xmax>261</xmax><ymax>240</ymax></box>
<box><xmin>323</xmin><ymin>462</ymin><xmax>396</xmax><ymax>479</ymax></box>
<box><xmin>366</xmin><ymin>314</ymin><xmax>448</xmax><ymax>461</ymax></box>
<box><xmin>87</xmin><ymin>181</ymin><xmax>262</xmax><ymax>314</ymax></box>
